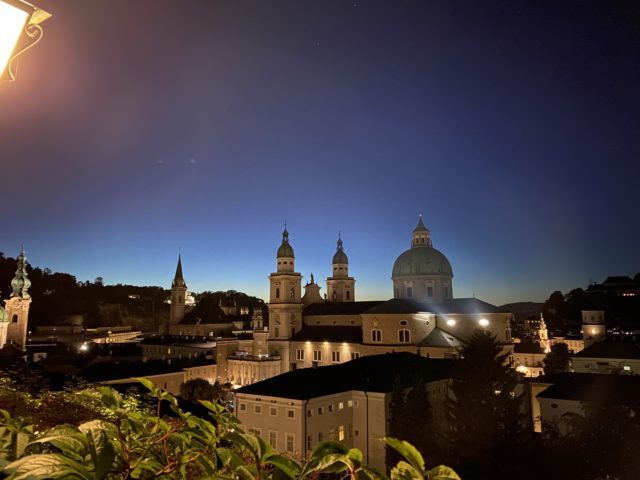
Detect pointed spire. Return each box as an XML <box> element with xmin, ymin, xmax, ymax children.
<box><xmin>172</xmin><ymin>254</ymin><xmax>186</xmax><ymax>288</ymax></box>
<box><xmin>413</xmin><ymin>214</ymin><xmax>429</xmax><ymax>232</ymax></box>
<box><xmin>11</xmin><ymin>246</ymin><xmax>31</xmax><ymax>299</ymax></box>
<box><xmin>411</xmin><ymin>215</ymin><xmax>432</xmax><ymax>247</ymax></box>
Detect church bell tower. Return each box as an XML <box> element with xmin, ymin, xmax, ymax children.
<box><xmin>4</xmin><ymin>247</ymin><xmax>32</xmax><ymax>350</ymax></box>
<box><xmin>169</xmin><ymin>254</ymin><xmax>187</xmax><ymax>326</ymax></box>
<box><xmin>326</xmin><ymin>234</ymin><xmax>355</xmax><ymax>302</ymax></box>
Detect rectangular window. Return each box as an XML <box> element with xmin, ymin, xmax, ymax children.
<box><xmin>286</xmin><ymin>434</ymin><xmax>294</xmax><ymax>453</ymax></box>
<box><xmin>338</xmin><ymin>425</ymin><xmax>345</xmax><ymax>441</ymax></box>
<box><xmin>255</xmin><ymin>405</ymin><xmax>262</xmax><ymax>414</ymax></box>
<box><xmin>296</xmin><ymin>349</ymin><xmax>304</xmax><ymax>360</ymax></box>
<box><xmin>328</xmin><ymin>404</ymin><xmax>333</xmax><ymax>413</ymax></box>
<box><xmin>427</xmin><ymin>286</ymin><xmax>434</xmax><ymax>297</ymax></box>
<box><xmin>407</xmin><ymin>286</ymin><xmax>413</xmax><ymax>298</ymax></box>
<box><xmin>287</xmin><ymin>409</ymin><xmax>295</xmax><ymax>418</ymax></box>
<box><xmin>239</xmin><ymin>403</ymin><xmax>246</xmax><ymax>411</ymax></box>
<box><xmin>347</xmin><ymin>400</ymin><xmax>353</xmax><ymax>408</ymax></box>
<box><xmin>332</xmin><ymin>351</ymin><xmax>340</xmax><ymax>363</ymax></box>
<box><xmin>269</xmin><ymin>431</ymin><xmax>277</xmax><ymax>447</ymax></box>
<box><xmin>348</xmin><ymin>423</ymin><xmax>353</xmax><ymax>438</ymax></box>
<box><xmin>307</xmin><ymin>435</ymin><xmax>313</xmax><ymax>450</ymax></box>
<box><xmin>269</xmin><ymin>407</ymin><xmax>277</xmax><ymax>416</ymax></box>
<box><xmin>318</xmin><ymin>432</ymin><xmax>324</xmax><ymax>442</ymax></box>
<box><xmin>313</xmin><ymin>350</ymin><xmax>322</xmax><ymax>362</ymax></box>
<box><xmin>351</xmin><ymin>352</ymin><xmax>361</xmax><ymax>360</ymax></box>
<box><xmin>317</xmin><ymin>407</ymin><xmax>323</xmax><ymax>415</ymax></box>
<box><xmin>371</xmin><ymin>329</ymin><xmax>381</xmax><ymax>343</ymax></box>
<box><xmin>338</xmin><ymin>401</ymin><xmax>344</xmax><ymax>410</ymax></box>
<box><xmin>251</xmin><ymin>428</ymin><xmax>262</xmax><ymax>437</ymax></box>
<box><xmin>307</xmin><ymin>409</ymin><xmax>312</xmax><ymax>417</ymax></box>
<box><xmin>329</xmin><ymin>428</ymin><xmax>335</xmax><ymax>440</ymax></box>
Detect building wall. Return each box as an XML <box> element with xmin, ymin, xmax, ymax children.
<box><xmin>184</xmin><ymin>363</ymin><xmax>218</xmax><ymax>383</ymax></box>
<box><xmin>361</xmin><ymin>313</ymin><xmax>436</xmax><ymax>346</ymax></box>
<box><xmin>103</xmin><ymin>371</ymin><xmax>186</xmax><ymax>396</ymax></box>
<box><xmin>435</xmin><ymin>313</ymin><xmax>512</xmax><ymax>344</ymax></box>
<box><xmin>227</xmin><ymin>358</ymin><xmax>281</xmax><ymax>386</ymax></box>
<box><xmin>572</xmin><ymin>356</ymin><xmax>640</xmax><ymax>375</ymax></box>
<box><xmin>303</xmin><ymin>314</ymin><xmax>362</xmax><ymax>327</ymax></box>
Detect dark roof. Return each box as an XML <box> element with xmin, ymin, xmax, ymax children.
<box><xmin>573</xmin><ymin>342</ymin><xmax>640</xmax><ymax>359</ymax></box>
<box><xmin>290</xmin><ymin>326</ymin><xmax>363</xmax><ymax>343</ymax></box>
<box><xmin>140</xmin><ymin>335</ymin><xmax>217</xmax><ymax>347</ymax></box>
<box><xmin>603</xmin><ymin>276</ymin><xmax>634</xmax><ymax>284</ymax></box>
<box><xmin>514</xmin><ymin>342</ymin><xmax>545</xmax><ymax>354</ymax></box>
<box><xmin>237</xmin><ymin>352</ymin><xmax>454</xmax><ymax>400</ymax></box>
<box><xmin>363</xmin><ymin>297</ymin><xmax>500</xmax><ymax>315</ymax></box>
<box><xmin>419</xmin><ymin>328</ymin><xmax>462</xmax><ymax>348</ymax></box>
<box><xmin>537</xmin><ymin>372</ymin><xmax>640</xmax><ymax>405</ymax></box>
<box><xmin>303</xmin><ymin>301</ymin><xmax>383</xmax><ymax>316</ymax></box>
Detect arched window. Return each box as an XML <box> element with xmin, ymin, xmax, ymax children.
<box><xmin>276</xmin><ymin>288</ymin><xmax>280</xmax><ymax>299</ymax></box>
<box><xmin>12</xmin><ymin>314</ymin><xmax>18</xmax><ymax>323</ymax></box>
<box><xmin>398</xmin><ymin>329</ymin><xmax>410</xmax><ymax>343</ymax></box>
<box><xmin>371</xmin><ymin>329</ymin><xmax>382</xmax><ymax>343</ymax></box>
<box><xmin>332</xmin><ymin>291</ymin><xmax>337</xmax><ymax>300</ymax></box>
<box><xmin>407</xmin><ymin>287</ymin><xmax>413</xmax><ymax>298</ymax></box>
<box><xmin>444</xmin><ymin>286</ymin><xmax>449</xmax><ymax>298</ymax></box>
<box><xmin>290</xmin><ymin>288</ymin><xmax>295</xmax><ymax>299</ymax></box>
<box><xmin>426</xmin><ymin>286</ymin><xmax>433</xmax><ymax>297</ymax></box>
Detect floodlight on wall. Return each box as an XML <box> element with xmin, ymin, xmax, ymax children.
<box><xmin>0</xmin><ymin>0</ymin><xmax>51</xmax><ymax>81</ymax></box>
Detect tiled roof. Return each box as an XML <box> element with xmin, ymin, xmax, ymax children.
<box><xmin>419</xmin><ymin>328</ymin><xmax>462</xmax><ymax>348</ymax></box>
<box><xmin>303</xmin><ymin>301</ymin><xmax>383</xmax><ymax>316</ymax></box>
<box><xmin>573</xmin><ymin>342</ymin><xmax>640</xmax><ymax>359</ymax></box>
<box><xmin>82</xmin><ymin>358</ymin><xmax>215</xmax><ymax>382</ymax></box>
<box><xmin>363</xmin><ymin>297</ymin><xmax>501</xmax><ymax>315</ymax></box>
<box><xmin>290</xmin><ymin>326</ymin><xmax>363</xmax><ymax>343</ymax></box>
<box><xmin>537</xmin><ymin>372</ymin><xmax>640</xmax><ymax>404</ymax></box>
<box><xmin>237</xmin><ymin>352</ymin><xmax>453</xmax><ymax>400</ymax></box>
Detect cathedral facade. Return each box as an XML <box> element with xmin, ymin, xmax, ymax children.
<box><xmin>217</xmin><ymin>217</ymin><xmax>514</xmax><ymax>386</ymax></box>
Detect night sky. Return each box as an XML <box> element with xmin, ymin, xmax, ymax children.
<box><xmin>1</xmin><ymin>1</ymin><xmax>638</xmax><ymax>305</ymax></box>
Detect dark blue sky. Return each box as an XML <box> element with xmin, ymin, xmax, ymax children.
<box><xmin>0</xmin><ymin>1</ymin><xmax>638</xmax><ymax>305</ymax></box>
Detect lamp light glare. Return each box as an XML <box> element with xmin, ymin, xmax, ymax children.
<box><xmin>479</xmin><ymin>318</ymin><xmax>489</xmax><ymax>327</ymax></box>
<box><xmin>446</xmin><ymin>319</ymin><xmax>456</xmax><ymax>327</ymax></box>
<box><xmin>0</xmin><ymin>1</ymin><xmax>29</xmax><ymax>78</ymax></box>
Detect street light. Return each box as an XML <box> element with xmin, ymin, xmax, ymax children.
<box><xmin>0</xmin><ymin>0</ymin><xmax>51</xmax><ymax>81</ymax></box>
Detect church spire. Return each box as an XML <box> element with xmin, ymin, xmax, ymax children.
<box><xmin>11</xmin><ymin>246</ymin><xmax>31</xmax><ymax>299</ymax></box>
<box><xmin>172</xmin><ymin>254</ymin><xmax>186</xmax><ymax>288</ymax></box>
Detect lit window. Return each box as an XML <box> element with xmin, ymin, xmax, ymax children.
<box><xmin>338</xmin><ymin>402</ymin><xmax>344</xmax><ymax>410</ymax></box>
<box><xmin>624</xmin><ymin>366</ymin><xmax>631</xmax><ymax>371</ymax></box>
<box><xmin>479</xmin><ymin>319</ymin><xmax>489</xmax><ymax>327</ymax></box>
<box><xmin>338</xmin><ymin>425</ymin><xmax>345</xmax><ymax>441</ymax></box>
<box><xmin>347</xmin><ymin>400</ymin><xmax>353</xmax><ymax>407</ymax></box>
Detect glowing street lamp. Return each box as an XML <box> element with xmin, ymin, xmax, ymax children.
<box><xmin>0</xmin><ymin>0</ymin><xmax>51</xmax><ymax>81</ymax></box>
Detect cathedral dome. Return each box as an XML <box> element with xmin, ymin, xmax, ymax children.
<box><xmin>392</xmin><ymin>246</ymin><xmax>453</xmax><ymax>277</ymax></box>
<box><xmin>332</xmin><ymin>237</ymin><xmax>348</xmax><ymax>264</ymax></box>
<box><xmin>277</xmin><ymin>227</ymin><xmax>295</xmax><ymax>258</ymax></box>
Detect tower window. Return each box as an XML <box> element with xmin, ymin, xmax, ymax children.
<box><xmin>346</xmin><ymin>291</ymin><xmax>350</xmax><ymax>300</ymax></box>
<box><xmin>427</xmin><ymin>287</ymin><xmax>433</xmax><ymax>297</ymax></box>
<box><xmin>11</xmin><ymin>314</ymin><xmax>18</xmax><ymax>323</ymax></box>
<box><xmin>444</xmin><ymin>286</ymin><xmax>449</xmax><ymax>297</ymax></box>
<box><xmin>332</xmin><ymin>292</ymin><xmax>337</xmax><ymax>300</ymax></box>
<box><xmin>290</xmin><ymin>288</ymin><xmax>295</xmax><ymax>299</ymax></box>
<box><xmin>276</xmin><ymin>288</ymin><xmax>280</xmax><ymax>299</ymax></box>
<box><xmin>407</xmin><ymin>287</ymin><xmax>413</xmax><ymax>298</ymax></box>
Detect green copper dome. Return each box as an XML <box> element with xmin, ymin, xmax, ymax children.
<box><xmin>392</xmin><ymin>246</ymin><xmax>453</xmax><ymax>278</ymax></box>
<box><xmin>0</xmin><ymin>306</ymin><xmax>7</xmax><ymax>323</ymax></box>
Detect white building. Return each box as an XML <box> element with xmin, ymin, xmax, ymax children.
<box><xmin>235</xmin><ymin>352</ymin><xmax>453</xmax><ymax>471</ymax></box>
